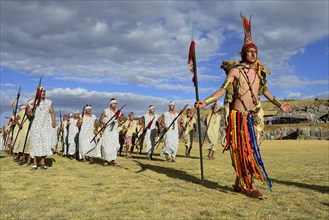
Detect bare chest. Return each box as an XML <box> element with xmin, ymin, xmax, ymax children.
<box><xmin>235</xmin><ymin>68</ymin><xmax>260</xmax><ymax>93</ymax></box>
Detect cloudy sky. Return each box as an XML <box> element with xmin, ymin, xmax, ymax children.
<box><xmin>1</xmin><ymin>0</ymin><xmax>328</xmax><ymax>126</ymax></box>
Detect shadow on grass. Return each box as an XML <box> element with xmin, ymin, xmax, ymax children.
<box><xmin>89</xmin><ymin>158</ymin><xmax>105</xmax><ymax>166</ymax></box>
<box><xmin>0</xmin><ymin>155</ymin><xmax>6</xmax><ymax>159</ymax></box>
<box><xmin>45</xmin><ymin>158</ymin><xmax>56</xmax><ymax>167</ymax></box>
<box><xmin>133</xmin><ymin>160</ymin><xmax>231</xmax><ymax>193</ymax></box>
<box><xmin>271</xmin><ymin>178</ymin><xmax>329</xmax><ymax>193</ymax></box>
<box><xmin>175</xmin><ymin>154</ymin><xmax>199</xmax><ymax>160</ymax></box>
<box><xmin>129</xmin><ymin>154</ymin><xmax>165</xmax><ymax>162</ymax></box>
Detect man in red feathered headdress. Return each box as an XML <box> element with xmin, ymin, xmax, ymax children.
<box><xmin>195</xmin><ymin>13</ymin><xmax>292</xmax><ymax>199</ymax></box>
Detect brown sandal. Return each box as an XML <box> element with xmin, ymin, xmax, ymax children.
<box><xmin>233</xmin><ymin>184</ymin><xmax>243</xmax><ymax>193</ymax></box>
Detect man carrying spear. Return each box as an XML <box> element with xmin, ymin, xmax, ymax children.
<box><xmin>12</xmin><ymin>105</ymin><xmax>31</xmax><ymax>164</ymax></box>
<box><xmin>67</xmin><ymin>111</ymin><xmax>79</xmax><ymax>158</ymax></box>
<box><xmin>7</xmin><ymin>86</ymin><xmax>22</xmax><ymax>155</ymax></box>
<box><xmin>27</xmin><ymin>86</ymin><xmax>56</xmax><ymax>169</ymax></box>
<box><xmin>98</xmin><ymin>98</ymin><xmax>123</xmax><ymax>166</ymax></box>
<box><xmin>77</xmin><ymin>104</ymin><xmax>98</xmax><ymax>161</ymax></box>
<box><xmin>195</xmin><ymin>14</ymin><xmax>292</xmax><ymax>199</ymax></box>
<box><xmin>142</xmin><ymin>105</ymin><xmax>160</xmax><ymax>159</ymax></box>
<box><xmin>160</xmin><ymin>101</ymin><xmax>181</xmax><ymax>162</ymax></box>
<box><xmin>180</xmin><ymin>108</ymin><xmax>196</xmax><ymax>157</ymax></box>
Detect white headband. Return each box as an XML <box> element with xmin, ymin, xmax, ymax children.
<box><xmin>169</xmin><ymin>101</ymin><xmax>175</xmax><ymax>106</ymax></box>
<box><xmin>149</xmin><ymin>105</ymin><xmax>154</xmax><ymax>110</ymax></box>
<box><xmin>110</xmin><ymin>99</ymin><xmax>117</xmax><ymax>104</ymax></box>
<box><xmin>74</xmin><ymin>111</ymin><xmax>79</xmax><ymax>114</ymax></box>
<box><xmin>20</xmin><ymin>105</ymin><xmax>26</xmax><ymax>110</ymax></box>
<box><xmin>85</xmin><ymin>106</ymin><xmax>92</xmax><ymax>110</ymax></box>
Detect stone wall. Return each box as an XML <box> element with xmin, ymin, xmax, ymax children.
<box><xmin>264</xmin><ymin>127</ymin><xmax>329</xmax><ymax>140</ymax></box>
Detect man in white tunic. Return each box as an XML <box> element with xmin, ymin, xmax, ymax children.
<box><xmin>77</xmin><ymin>104</ymin><xmax>97</xmax><ymax>161</ymax></box>
<box><xmin>12</xmin><ymin>105</ymin><xmax>26</xmax><ymax>161</ymax></box>
<box><xmin>67</xmin><ymin>111</ymin><xmax>79</xmax><ymax>158</ymax></box>
<box><xmin>98</xmin><ymin>98</ymin><xmax>122</xmax><ymax>166</ymax></box>
<box><xmin>27</xmin><ymin>86</ymin><xmax>56</xmax><ymax>169</ymax></box>
<box><xmin>205</xmin><ymin>103</ymin><xmax>221</xmax><ymax>160</ymax></box>
<box><xmin>57</xmin><ymin>114</ymin><xmax>67</xmax><ymax>156</ymax></box>
<box><xmin>143</xmin><ymin>105</ymin><xmax>160</xmax><ymax>159</ymax></box>
<box><xmin>12</xmin><ymin>105</ymin><xmax>31</xmax><ymax>164</ymax></box>
<box><xmin>161</xmin><ymin>101</ymin><xmax>180</xmax><ymax>162</ymax></box>
<box><xmin>180</xmin><ymin>108</ymin><xmax>196</xmax><ymax>157</ymax></box>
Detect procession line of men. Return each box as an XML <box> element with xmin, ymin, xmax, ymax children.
<box><xmin>1</xmin><ymin>91</ymin><xmax>224</xmax><ymax>168</ymax></box>
<box><xmin>1</xmin><ymin>13</ymin><xmax>293</xmax><ymax>200</ymax></box>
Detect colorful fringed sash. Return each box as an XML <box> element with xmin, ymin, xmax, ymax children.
<box><xmin>225</xmin><ymin>109</ymin><xmax>272</xmax><ymax>192</ymax></box>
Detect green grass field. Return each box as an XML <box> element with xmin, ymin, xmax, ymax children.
<box><xmin>1</xmin><ymin>140</ymin><xmax>328</xmax><ymax>219</ymax></box>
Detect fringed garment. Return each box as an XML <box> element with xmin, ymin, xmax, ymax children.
<box><xmin>226</xmin><ymin>109</ymin><xmax>272</xmax><ymax>192</ymax></box>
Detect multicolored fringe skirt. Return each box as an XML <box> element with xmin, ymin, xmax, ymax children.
<box><xmin>225</xmin><ymin>109</ymin><xmax>272</xmax><ymax>192</ymax></box>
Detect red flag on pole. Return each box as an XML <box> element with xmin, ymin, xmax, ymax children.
<box><xmin>188</xmin><ymin>41</ymin><xmax>196</xmax><ymax>87</ymax></box>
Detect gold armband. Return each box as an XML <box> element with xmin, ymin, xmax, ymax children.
<box><xmin>271</xmin><ymin>97</ymin><xmax>282</xmax><ymax>108</ymax></box>
<box><xmin>220</xmin><ymin>80</ymin><xmax>231</xmax><ymax>90</ymax></box>
<box><xmin>204</xmin><ymin>95</ymin><xmax>216</xmax><ymax>106</ymax></box>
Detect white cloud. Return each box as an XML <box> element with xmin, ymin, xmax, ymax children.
<box><xmin>45</xmin><ymin>87</ymin><xmax>195</xmax><ymax>119</ymax></box>
<box><xmin>268</xmin><ymin>75</ymin><xmax>328</xmax><ymax>89</ymax></box>
<box><xmin>0</xmin><ymin>83</ymin><xmax>15</xmax><ymax>87</ymax></box>
<box><xmin>282</xmin><ymin>91</ymin><xmax>329</xmax><ymax>100</ymax></box>
<box><xmin>0</xmin><ymin>0</ymin><xmax>328</xmax><ymax>99</ymax></box>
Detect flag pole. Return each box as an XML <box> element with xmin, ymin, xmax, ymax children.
<box><xmin>189</xmin><ymin>20</ymin><xmax>204</xmax><ymax>182</ymax></box>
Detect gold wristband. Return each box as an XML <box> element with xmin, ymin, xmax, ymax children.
<box><xmin>220</xmin><ymin>80</ymin><xmax>231</xmax><ymax>90</ymax></box>
<box><xmin>271</xmin><ymin>97</ymin><xmax>282</xmax><ymax>108</ymax></box>
<box><xmin>204</xmin><ymin>95</ymin><xmax>216</xmax><ymax>106</ymax></box>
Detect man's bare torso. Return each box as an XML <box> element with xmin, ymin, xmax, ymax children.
<box><xmin>231</xmin><ymin>67</ymin><xmax>260</xmax><ymax>111</ymax></box>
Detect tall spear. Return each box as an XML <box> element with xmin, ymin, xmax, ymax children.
<box><xmin>10</xmin><ymin>86</ymin><xmax>22</xmax><ymax>149</ymax></box>
<box><xmin>151</xmin><ymin>104</ymin><xmax>188</xmax><ymax>159</ymax></box>
<box><xmin>89</xmin><ymin>104</ymin><xmax>126</xmax><ymax>144</ymax></box>
<box><xmin>22</xmin><ymin>76</ymin><xmax>43</xmax><ymax>153</ymax></box>
<box><xmin>188</xmin><ymin>20</ymin><xmax>204</xmax><ymax>182</ymax></box>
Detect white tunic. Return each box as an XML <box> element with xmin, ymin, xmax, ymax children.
<box><xmin>98</xmin><ymin>108</ymin><xmax>121</xmax><ymax>161</ymax></box>
<box><xmin>163</xmin><ymin>112</ymin><xmax>179</xmax><ymax>157</ymax></box>
<box><xmin>79</xmin><ymin>114</ymin><xmax>97</xmax><ymax>158</ymax></box>
<box><xmin>29</xmin><ymin>99</ymin><xmax>53</xmax><ymax>158</ymax></box>
<box><xmin>143</xmin><ymin>113</ymin><xmax>159</xmax><ymax>153</ymax></box>
<box><xmin>68</xmin><ymin>118</ymin><xmax>79</xmax><ymax>155</ymax></box>
<box><xmin>50</xmin><ymin>121</ymin><xmax>58</xmax><ymax>150</ymax></box>
<box><xmin>62</xmin><ymin>120</ymin><xmax>68</xmax><ymax>155</ymax></box>
<box><xmin>0</xmin><ymin>132</ymin><xmax>4</xmax><ymax>151</ymax></box>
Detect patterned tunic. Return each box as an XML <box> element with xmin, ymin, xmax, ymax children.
<box><xmin>50</xmin><ymin>121</ymin><xmax>58</xmax><ymax>151</ymax></box>
<box><xmin>163</xmin><ymin>112</ymin><xmax>179</xmax><ymax>157</ymax></box>
<box><xmin>68</xmin><ymin>118</ymin><xmax>79</xmax><ymax>156</ymax></box>
<box><xmin>143</xmin><ymin>113</ymin><xmax>159</xmax><ymax>153</ymax></box>
<box><xmin>29</xmin><ymin>99</ymin><xmax>53</xmax><ymax>157</ymax></box>
<box><xmin>98</xmin><ymin>108</ymin><xmax>121</xmax><ymax>161</ymax></box>
<box><xmin>79</xmin><ymin>114</ymin><xmax>97</xmax><ymax>158</ymax></box>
